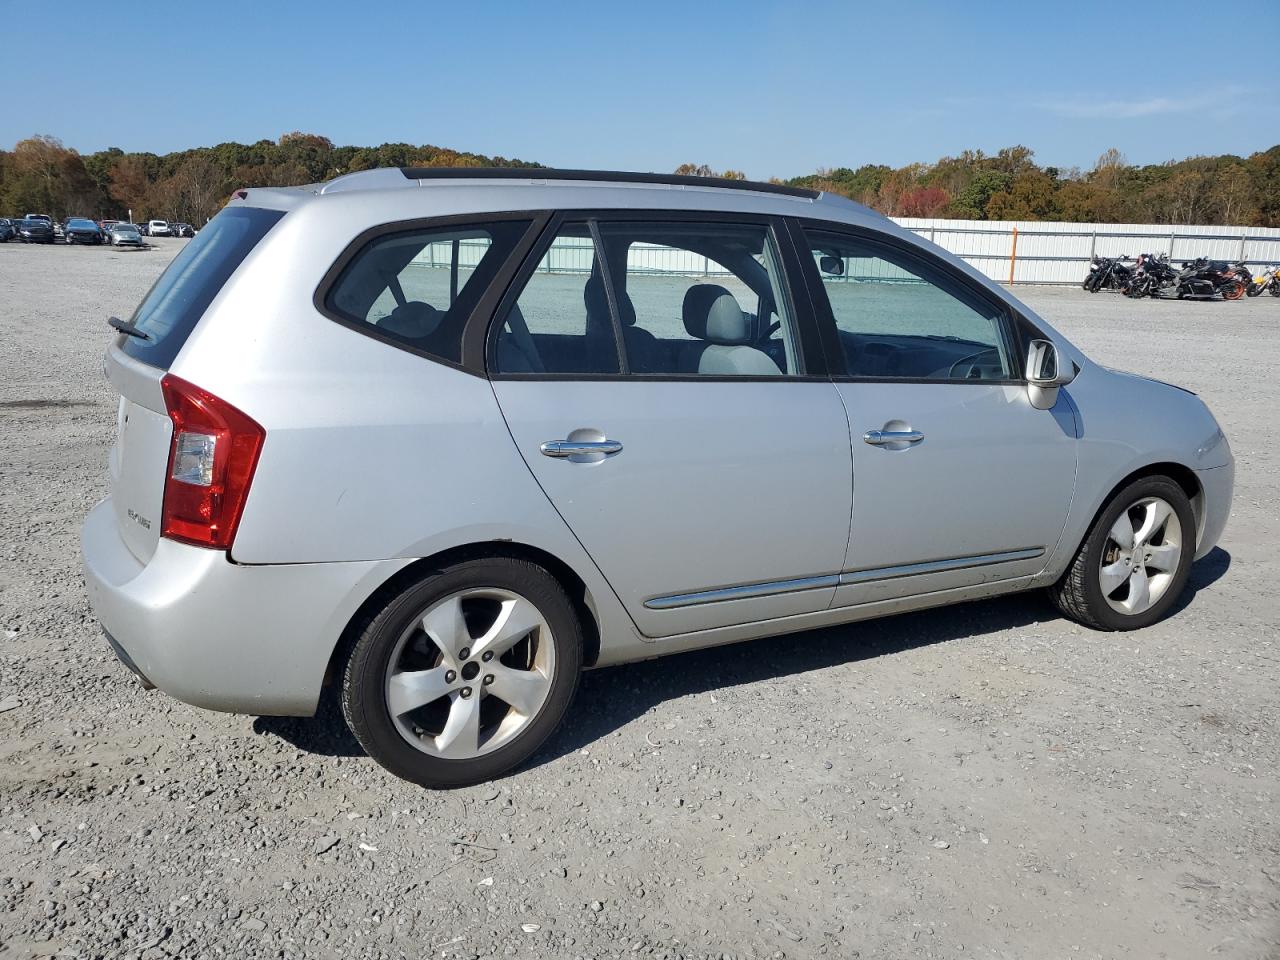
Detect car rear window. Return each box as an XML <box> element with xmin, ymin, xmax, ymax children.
<box><xmin>122</xmin><ymin>206</ymin><xmax>284</xmax><ymax>368</ymax></box>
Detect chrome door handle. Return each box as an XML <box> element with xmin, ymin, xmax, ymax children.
<box><xmin>540</xmin><ymin>439</ymin><xmax>623</xmax><ymax>458</ymax></box>
<box><xmin>863</xmin><ymin>429</ymin><xmax>924</xmax><ymax>446</ymax></box>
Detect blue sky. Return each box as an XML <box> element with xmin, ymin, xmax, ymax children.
<box><xmin>4</xmin><ymin>0</ymin><xmax>1276</xmax><ymax>178</ymax></box>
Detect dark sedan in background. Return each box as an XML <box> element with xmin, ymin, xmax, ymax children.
<box><xmin>0</xmin><ymin>218</ymin><xmax>15</xmax><ymax>242</ymax></box>
<box><xmin>16</xmin><ymin>217</ymin><xmax>55</xmax><ymax>243</ymax></box>
<box><xmin>63</xmin><ymin>218</ymin><xmax>105</xmax><ymax>245</ymax></box>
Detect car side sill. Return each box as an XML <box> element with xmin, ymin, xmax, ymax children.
<box><xmin>644</xmin><ymin>548</ymin><xmax>1044</xmax><ymax>611</ymax></box>
<box><xmin>838</xmin><ymin>548</ymin><xmax>1044</xmax><ymax>585</ymax></box>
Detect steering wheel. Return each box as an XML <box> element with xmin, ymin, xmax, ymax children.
<box><xmin>947</xmin><ymin>348</ymin><xmax>1002</xmax><ymax>380</ymax></box>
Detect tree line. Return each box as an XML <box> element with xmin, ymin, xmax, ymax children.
<box><xmin>0</xmin><ymin>132</ymin><xmax>540</xmax><ymax>225</ymax></box>
<box><xmin>785</xmin><ymin>145</ymin><xmax>1280</xmax><ymax>226</ymax></box>
<box><xmin>2</xmin><ymin>132</ymin><xmax>1278</xmax><ymax>227</ymax></box>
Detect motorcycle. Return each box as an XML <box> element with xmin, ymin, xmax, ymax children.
<box><xmin>1082</xmin><ymin>255</ymin><xmax>1133</xmax><ymax>292</ymax></box>
<box><xmin>1246</xmin><ymin>264</ymin><xmax>1280</xmax><ymax>297</ymax></box>
<box><xmin>1123</xmin><ymin>252</ymin><xmax>1179</xmax><ymax>298</ymax></box>
<box><xmin>1175</xmin><ymin>257</ymin><xmax>1246</xmax><ymax>300</ymax></box>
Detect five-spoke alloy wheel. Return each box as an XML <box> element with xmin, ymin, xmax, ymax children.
<box><xmin>342</xmin><ymin>558</ymin><xmax>581</xmax><ymax>788</ymax></box>
<box><xmin>1049</xmin><ymin>475</ymin><xmax>1196</xmax><ymax>631</ymax></box>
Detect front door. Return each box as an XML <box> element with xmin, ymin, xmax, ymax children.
<box><xmin>489</xmin><ymin>216</ymin><xmax>853</xmax><ymax>637</ymax></box>
<box><xmin>796</xmin><ymin>223</ymin><xmax>1078</xmax><ymax>606</ymax></box>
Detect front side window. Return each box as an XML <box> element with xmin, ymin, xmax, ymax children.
<box><xmin>804</xmin><ymin>228</ymin><xmax>1015</xmax><ymax>381</ymax></box>
<box><xmin>325</xmin><ymin>219</ymin><xmax>532</xmax><ymax>365</ymax></box>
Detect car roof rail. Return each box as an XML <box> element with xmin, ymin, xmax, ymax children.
<box><xmin>317</xmin><ymin>166</ymin><xmax>826</xmax><ymax>202</ymax></box>
<box><xmin>396</xmin><ymin>167</ymin><xmax>821</xmax><ymax>200</ymax></box>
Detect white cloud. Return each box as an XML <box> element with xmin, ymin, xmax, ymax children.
<box><xmin>1043</xmin><ymin>88</ymin><xmax>1246</xmax><ymax>120</ymax></box>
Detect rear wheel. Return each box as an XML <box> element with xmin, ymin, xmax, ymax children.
<box><xmin>342</xmin><ymin>557</ymin><xmax>582</xmax><ymax>788</ymax></box>
<box><xmin>1221</xmin><ymin>281</ymin><xmax>1245</xmax><ymax>301</ymax></box>
<box><xmin>1048</xmin><ymin>476</ymin><xmax>1195</xmax><ymax>631</ymax></box>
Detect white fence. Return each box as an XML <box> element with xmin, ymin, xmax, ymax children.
<box><xmin>893</xmin><ymin>217</ymin><xmax>1280</xmax><ymax>285</ymax></box>
<box><xmin>413</xmin><ymin>219</ymin><xmax>1280</xmax><ymax>287</ymax></box>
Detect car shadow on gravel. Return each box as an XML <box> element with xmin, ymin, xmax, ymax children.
<box><xmin>253</xmin><ymin>548</ymin><xmax>1230</xmax><ymax>767</ymax></box>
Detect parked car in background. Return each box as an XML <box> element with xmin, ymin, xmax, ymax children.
<box><xmin>63</xmin><ymin>217</ymin><xmax>105</xmax><ymax>245</ymax></box>
<box><xmin>171</xmin><ymin>222</ymin><xmax>196</xmax><ymax>238</ymax></box>
<box><xmin>147</xmin><ymin>220</ymin><xmax>172</xmax><ymax>237</ymax></box>
<box><xmin>0</xmin><ymin>219</ymin><xmax>15</xmax><ymax>242</ymax></box>
<box><xmin>99</xmin><ymin>219</ymin><xmax>121</xmax><ymax>235</ymax></box>
<box><xmin>16</xmin><ymin>217</ymin><xmax>55</xmax><ymax>243</ymax></box>
<box><xmin>108</xmin><ymin>223</ymin><xmax>144</xmax><ymax>247</ymax></box>
<box><xmin>25</xmin><ymin>213</ymin><xmax>52</xmax><ymax>224</ymax></box>
<box><xmin>81</xmin><ymin>168</ymin><xmax>1235</xmax><ymax>788</ymax></box>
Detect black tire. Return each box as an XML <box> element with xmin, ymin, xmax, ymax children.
<box><xmin>1270</xmin><ymin>284</ymin><xmax>1280</xmax><ymax>297</ymax></box>
<box><xmin>1047</xmin><ymin>475</ymin><xmax>1196</xmax><ymax>631</ymax></box>
<box><xmin>341</xmin><ymin>557</ymin><xmax>582</xmax><ymax>788</ymax></box>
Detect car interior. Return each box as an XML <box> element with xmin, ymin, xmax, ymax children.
<box><xmin>494</xmin><ymin>222</ymin><xmax>797</xmax><ymax>376</ymax></box>
<box><xmin>332</xmin><ymin>219</ymin><xmax>1015</xmax><ymax>382</ymax></box>
<box><xmin>806</xmin><ymin>232</ymin><xmax>1014</xmax><ymax>381</ymax></box>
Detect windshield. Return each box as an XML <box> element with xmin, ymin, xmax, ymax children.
<box><xmin>69</xmin><ymin>219</ymin><xmax>96</xmax><ymax>228</ymax></box>
<box><xmin>121</xmin><ymin>206</ymin><xmax>284</xmax><ymax>368</ymax></box>
<box><xmin>115</xmin><ymin>224</ymin><xmax>138</xmax><ymax>232</ymax></box>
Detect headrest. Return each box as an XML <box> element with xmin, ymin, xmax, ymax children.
<box><xmin>682</xmin><ymin>284</ymin><xmax>753</xmax><ymax>344</ymax></box>
<box><xmin>380</xmin><ymin>301</ymin><xmax>442</xmax><ymax>338</ymax></box>
<box><xmin>584</xmin><ymin>271</ymin><xmax>637</xmax><ymax>326</ymax></box>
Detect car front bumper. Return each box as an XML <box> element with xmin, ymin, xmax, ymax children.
<box><xmin>1194</xmin><ymin>461</ymin><xmax>1233</xmax><ymax>560</ymax></box>
<box><xmin>81</xmin><ymin>498</ymin><xmax>410</xmax><ymax>716</ymax></box>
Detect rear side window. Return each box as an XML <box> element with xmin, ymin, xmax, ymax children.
<box><xmin>323</xmin><ymin>220</ymin><xmax>533</xmax><ymax>365</ymax></box>
<box><xmin>122</xmin><ymin>206</ymin><xmax>284</xmax><ymax>368</ymax></box>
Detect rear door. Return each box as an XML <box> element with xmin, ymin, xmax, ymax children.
<box><xmin>105</xmin><ymin>206</ymin><xmax>284</xmax><ymax>562</ymax></box>
<box><xmin>793</xmin><ymin>221</ymin><xmax>1078</xmax><ymax>605</ymax></box>
<box><xmin>489</xmin><ymin>214</ymin><xmax>852</xmax><ymax>638</ymax></box>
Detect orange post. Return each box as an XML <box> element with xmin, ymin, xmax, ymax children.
<box><xmin>1008</xmin><ymin>227</ymin><xmax>1019</xmax><ymax>285</ymax></box>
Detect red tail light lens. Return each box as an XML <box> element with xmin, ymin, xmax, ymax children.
<box><xmin>160</xmin><ymin>374</ymin><xmax>265</xmax><ymax>549</ymax></box>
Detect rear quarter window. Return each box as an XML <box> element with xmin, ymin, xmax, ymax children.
<box><xmin>320</xmin><ymin>219</ymin><xmax>534</xmax><ymax>366</ymax></box>
<box><xmin>122</xmin><ymin>206</ymin><xmax>284</xmax><ymax>369</ymax></box>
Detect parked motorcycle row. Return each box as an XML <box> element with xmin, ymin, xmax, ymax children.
<box><xmin>1083</xmin><ymin>254</ymin><xmax>1280</xmax><ymax>300</ymax></box>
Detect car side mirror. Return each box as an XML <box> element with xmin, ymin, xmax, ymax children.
<box><xmin>819</xmin><ymin>255</ymin><xmax>845</xmax><ymax>277</ymax></box>
<box><xmin>1026</xmin><ymin>339</ymin><xmax>1074</xmax><ymax>410</ymax></box>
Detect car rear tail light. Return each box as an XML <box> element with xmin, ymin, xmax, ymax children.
<box><xmin>160</xmin><ymin>374</ymin><xmax>265</xmax><ymax>549</ymax></box>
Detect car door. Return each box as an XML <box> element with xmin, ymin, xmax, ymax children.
<box><xmin>792</xmin><ymin>221</ymin><xmax>1078</xmax><ymax>606</ymax></box>
<box><xmin>489</xmin><ymin>214</ymin><xmax>852</xmax><ymax>638</ymax></box>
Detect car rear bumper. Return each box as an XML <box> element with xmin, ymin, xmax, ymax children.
<box><xmin>81</xmin><ymin>498</ymin><xmax>411</xmax><ymax>716</ymax></box>
<box><xmin>1194</xmin><ymin>461</ymin><xmax>1233</xmax><ymax>560</ymax></box>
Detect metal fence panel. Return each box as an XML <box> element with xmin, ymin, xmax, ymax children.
<box><xmin>894</xmin><ymin>217</ymin><xmax>1280</xmax><ymax>285</ymax></box>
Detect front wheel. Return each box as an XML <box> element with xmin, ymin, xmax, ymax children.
<box><xmin>342</xmin><ymin>557</ymin><xmax>582</xmax><ymax>788</ymax></box>
<box><xmin>1270</xmin><ymin>283</ymin><xmax>1280</xmax><ymax>297</ymax></box>
<box><xmin>1048</xmin><ymin>476</ymin><xmax>1195</xmax><ymax>631</ymax></box>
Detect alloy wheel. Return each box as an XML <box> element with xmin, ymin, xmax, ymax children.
<box><xmin>383</xmin><ymin>588</ymin><xmax>555</xmax><ymax>760</ymax></box>
<box><xmin>1098</xmin><ymin>496</ymin><xmax>1183</xmax><ymax>615</ymax></box>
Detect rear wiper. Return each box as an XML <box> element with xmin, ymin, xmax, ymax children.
<box><xmin>108</xmin><ymin>316</ymin><xmax>151</xmax><ymax>341</ymax></box>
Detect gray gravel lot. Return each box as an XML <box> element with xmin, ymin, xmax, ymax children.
<box><xmin>0</xmin><ymin>239</ymin><xmax>1277</xmax><ymax>960</ymax></box>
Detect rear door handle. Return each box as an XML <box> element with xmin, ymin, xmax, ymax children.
<box><xmin>863</xmin><ymin>429</ymin><xmax>924</xmax><ymax>446</ymax></box>
<box><xmin>540</xmin><ymin>439</ymin><xmax>623</xmax><ymax>458</ymax></box>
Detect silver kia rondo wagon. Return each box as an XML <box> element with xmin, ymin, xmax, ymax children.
<box><xmin>82</xmin><ymin>168</ymin><xmax>1234</xmax><ymax>787</ymax></box>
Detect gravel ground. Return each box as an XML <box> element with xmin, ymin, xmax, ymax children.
<box><xmin>0</xmin><ymin>239</ymin><xmax>1277</xmax><ymax>960</ymax></box>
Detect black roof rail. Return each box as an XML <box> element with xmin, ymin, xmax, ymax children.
<box><xmin>397</xmin><ymin>167</ymin><xmax>820</xmax><ymax>200</ymax></box>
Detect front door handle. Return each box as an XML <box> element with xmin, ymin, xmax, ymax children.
<box><xmin>863</xmin><ymin>429</ymin><xmax>924</xmax><ymax>446</ymax></box>
<box><xmin>540</xmin><ymin>439</ymin><xmax>623</xmax><ymax>458</ymax></box>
